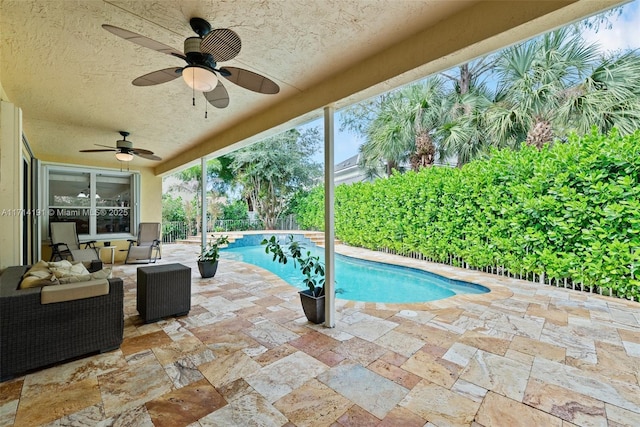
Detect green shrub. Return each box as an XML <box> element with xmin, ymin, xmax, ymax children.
<box><xmin>222</xmin><ymin>199</ymin><xmax>249</xmax><ymax>221</ymax></box>
<box><xmin>292</xmin><ymin>186</ymin><xmax>325</xmax><ymax>230</ymax></box>
<box><xmin>294</xmin><ymin>129</ymin><xmax>640</xmax><ymax>301</ymax></box>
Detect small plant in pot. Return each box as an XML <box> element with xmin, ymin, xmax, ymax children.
<box><xmin>197</xmin><ymin>235</ymin><xmax>229</xmax><ymax>278</ymax></box>
<box><xmin>262</xmin><ymin>235</ymin><xmax>326</xmax><ymax>324</ymax></box>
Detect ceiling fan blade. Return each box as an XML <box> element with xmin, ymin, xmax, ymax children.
<box><xmin>200</xmin><ymin>29</ymin><xmax>242</xmax><ymax>62</ymax></box>
<box><xmin>131</xmin><ymin>148</ymin><xmax>154</xmax><ymax>155</ymax></box>
<box><xmin>204</xmin><ymin>80</ymin><xmax>230</xmax><ymax>108</ymax></box>
<box><xmin>102</xmin><ymin>24</ymin><xmax>185</xmax><ymax>59</ymax></box>
<box><xmin>132</xmin><ymin>67</ymin><xmax>182</xmax><ymax>86</ymax></box>
<box><xmin>220</xmin><ymin>67</ymin><xmax>280</xmax><ymax>94</ymax></box>
<box><xmin>80</xmin><ymin>149</ymin><xmax>116</xmax><ymax>153</ymax></box>
<box><xmin>134</xmin><ymin>152</ymin><xmax>162</xmax><ymax>161</ymax></box>
<box><xmin>94</xmin><ymin>143</ymin><xmax>116</xmax><ymax>148</ymax></box>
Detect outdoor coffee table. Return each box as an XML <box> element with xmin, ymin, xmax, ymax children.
<box><xmin>136</xmin><ymin>263</ymin><xmax>191</xmax><ymax>323</ymax></box>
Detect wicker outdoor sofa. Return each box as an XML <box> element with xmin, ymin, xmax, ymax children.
<box><xmin>0</xmin><ymin>264</ymin><xmax>124</xmax><ymax>381</ymax></box>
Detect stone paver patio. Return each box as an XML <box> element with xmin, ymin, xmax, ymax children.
<box><xmin>1</xmin><ymin>241</ymin><xmax>639</xmax><ymax>426</ymax></box>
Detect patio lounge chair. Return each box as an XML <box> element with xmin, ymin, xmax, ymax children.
<box><xmin>49</xmin><ymin>221</ymin><xmax>99</xmax><ymax>263</ymax></box>
<box><xmin>124</xmin><ymin>222</ymin><xmax>161</xmax><ymax>264</ymax></box>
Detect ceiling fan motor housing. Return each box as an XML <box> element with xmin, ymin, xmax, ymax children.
<box><xmin>116</xmin><ymin>139</ymin><xmax>133</xmax><ymax>150</ymax></box>
<box><xmin>184</xmin><ymin>37</ymin><xmax>216</xmax><ymax>70</ymax></box>
<box><xmin>184</xmin><ymin>37</ymin><xmax>201</xmax><ymax>54</ymax></box>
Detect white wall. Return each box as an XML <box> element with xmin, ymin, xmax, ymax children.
<box><xmin>0</xmin><ymin>101</ymin><xmax>23</xmax><ymax>269</ymax></box>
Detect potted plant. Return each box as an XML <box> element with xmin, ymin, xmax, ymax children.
<box><xmin>262</xmin><ymin>235</ymin><xmax>326</xmax><ymax>324</ymax></box>
<box><xmin>197</xmin><ymin>235</ymin><xmax>229</xmax><ymax>278</ymax></box>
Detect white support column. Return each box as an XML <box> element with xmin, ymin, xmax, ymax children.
<box><xmin>201</xmin><ymin>157</ymin><xmax>207</xmax><ymax>250</ymax></box>
<box><xmin>324</xmin><ymin>106</ymin><xmax>336</xmax><ymax>328</ymax></box>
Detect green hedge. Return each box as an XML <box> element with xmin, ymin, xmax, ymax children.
<box><xmin>294</xmin><ymin>129</ymin><xmax>640</xmax><ymax>300</ymax></box>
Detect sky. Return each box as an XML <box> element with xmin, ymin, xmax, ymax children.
<box><xmin>303</xmin><ymin>111</ymin><xmax>364</xmax><ymax>164</ymax></box>
<box><xmin>306</xmin><ymin>0</ymin><xmax>640</xmax><ymax>165</ymax></box>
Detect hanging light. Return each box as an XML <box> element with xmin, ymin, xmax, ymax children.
<box><xmin>182</xmin><ymin>65</ymin><xmax>218</xmax><ymax>92</ymax></box>
<box><xmin>77</xmin><ymin>190</ymin><xmax>87</xmax><ymax>198</ymax></box>
<box><xmin>115</xmin><ymin>151</ymin><xmax>134</xmax><ymax>162</ymax></box>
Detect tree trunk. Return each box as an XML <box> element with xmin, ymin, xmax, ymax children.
<box><xmin>459</xmin><ymin>63</ymin><xmax>471</xmax><ymax>95</ymax></box>
<box><xmin>410</xmin><ymin>131</ymin><xmax>435</xmax><ymax>171</ymax></box>
<box><xmin>526</xmin><ymin>118</ymin><xmax>553</xmax><ymax>149</ymax></box>
<box><xmin>386</xmin><ymin>160</ymin><xmax>398</xmax><ymax>176</ymax></box>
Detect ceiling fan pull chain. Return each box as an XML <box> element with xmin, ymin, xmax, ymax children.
<box><xmin>205</xmin><ymin>100</ymin><xmax>208</xmax><ymax>118</ymax></box>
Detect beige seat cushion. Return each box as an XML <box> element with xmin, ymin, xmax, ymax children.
<box><xmin>19</xmin><ymin>260</ymin><xmax>110</xmax><ymax>289</ymax></box>
<box><xmin>70</xmin><ymin>248</ymin><xmax>98</xmax><ymax>263</ymax></box>
<box><xmin>127</xmin><ymin>246</ymin><xmax>152</xmax><ymax>260</ymax></box>
<box><xmin>20</xmin><ymin>275</ymin><xmax>59</xmax><ymax>289</ymax></box>
<box><xmin>19</xmin><ymin>260</ymin><xmax>59</xmax><ymax>289</ymax></box>
<box><xmin>41</xmin><ymin>279</ymin><xmax>109</xmax><ymax>304</ymax></box>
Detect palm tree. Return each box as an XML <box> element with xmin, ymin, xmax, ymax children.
<box><xmin>355</xmin><ymin>151</ymin><xmax>386</xmax><ymax>181</ymax></box>
<box><xmin>407</xmin><ymin>79</ymin><xmax>449</xmax><ymax>170</ymax></box>
<box><xmin>560</xmin><ymin>49</ymin><xmax>640</xmax><ymax>136</ymax></box>
<box><xmin>486</xmin><ymin>27</ymin><xmax>640</xmax><ymax>149</ymax></box>
<box><xmin>359</xmin><ymin>78</ymin><xmax>449</xmax><ymax>175</ymax></box>
<box><xmin>359</xmin><ymin>95</ymin><xmax>408</xmax><ymax>175</ymax></box>
<box><xmin>438</xmin><ymin>83</ymin><xmax>494</xmax><ymax>166</ymax></box>
<box><xmin>349</xmin><ymin>25</ymin><xmax>640</xmax><ymax>169</ymax></box>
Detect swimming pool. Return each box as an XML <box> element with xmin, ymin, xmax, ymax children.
<box><xmin>220</xmin><ymin>240</ymin><xmax>489</xmax><ymax>303</ymax></box>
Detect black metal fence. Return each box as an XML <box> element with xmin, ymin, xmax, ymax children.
<box><xmin>162</xmin><ymin>221</ymin><xmax>193</xmax><ymax>243</ymax></box>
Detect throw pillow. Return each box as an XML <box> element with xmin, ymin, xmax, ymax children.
<box><xmin>57</xmin><ymin>274</ymin><xmax>92</xmax><ymax>284</ymax></box>
<box><xmin>50</xmin><ymin>262</ymin><xmax>92</xmax><ymax>284</ymax></box>
<box><xmin>48</xmin><ymin>260</ymin><xmax>73</xmax><ymax>269</ymax></box>
<box><xmin>90</xmin><ymin>268</ymin><xmax>112</xmax><ymax>280</ymax></box>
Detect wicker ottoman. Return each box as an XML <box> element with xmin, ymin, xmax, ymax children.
<box><xmin>137</xmin><ymin>263</ymin><xmax>191</xmax><ymax>323</ymax></box>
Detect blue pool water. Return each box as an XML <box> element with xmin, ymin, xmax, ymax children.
<box><xmin>221</xmin><ymin>242</ymin><xmax>489</xmax><ymax>303</ymax></box>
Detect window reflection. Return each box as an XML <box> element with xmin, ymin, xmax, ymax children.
<box><xmin>96</xmin><ymin>175</ymin><xmax>131</xmax><ymax>234</ymax></box>
<box><xmin>46</xmin><ymin>168</ymin><xmax>135</xmax><ymax>238</ymax></box>
<box><xmin>48</xmin><ymin>171</ymin><xmax>91</xmax><ymax>233</ymax></box>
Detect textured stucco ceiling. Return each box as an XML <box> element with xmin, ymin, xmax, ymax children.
<box><xmin>0</xmin><ymin>0</ymin><xmax>623</xmax><ymax>175</ymax></box>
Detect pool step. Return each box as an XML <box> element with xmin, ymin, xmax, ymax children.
<box><xmin>304</xmin><ymin>232</ymin><xmax>341</xmax><ymax>246</ymax></box>
<box><xmin>176</xmin><ymin>231</ymin><xmax>340</xmax><ymax>247</ymax></box>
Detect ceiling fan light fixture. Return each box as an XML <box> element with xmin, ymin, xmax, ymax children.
<box><xmin>115</xmin><ymin>151</ymin><xmax>134</xmax><ymax>162</ymax></box>
<box><xmin>182</xmin><ymin>65</ymin><xmax>218</xmax><ymax>92</ymax></box>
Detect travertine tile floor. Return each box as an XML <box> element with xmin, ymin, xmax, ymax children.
<box><xmin>1</xmin><ymin>242</ymin><xmax>640</xmax><ymax>426</ymax></box>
